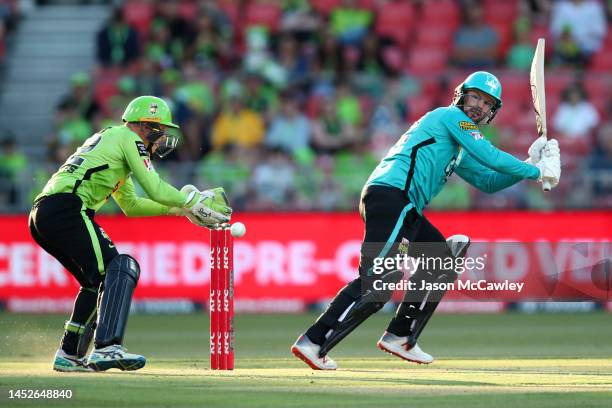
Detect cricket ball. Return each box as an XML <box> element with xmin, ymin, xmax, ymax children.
<box><xmin>230</xmin><ymin>222</ymin><xmax>246</xmax><ymax>238</ymax></box>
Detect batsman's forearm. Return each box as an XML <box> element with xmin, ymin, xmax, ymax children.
<box><xmin>484</xmin><ymin>172</ymin><xmax>524</xmax><ymax>193</ymax></box>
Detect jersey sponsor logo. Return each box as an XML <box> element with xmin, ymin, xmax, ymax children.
<box><xmin>444</xmin><ymin>148</ymin><xmax>463</xmax><ymax>178</ymax></box>
<box><xmin>143</xmin><ymin>158</ymin><xmax>154</xmax><ymax>172</ymax></box>
<box><xmin>469</xmin><ymin>131</ymin><xmax>484</xmax><ymax>140</ymax></box>
<box><xmin>458</xmin><ymin>121</ymin><xmax>479</xmax><ymax>131</ymax></box>
<box><xmin>135</xmin><ymin>141</ymin><xmax>148</xmax><ymax>157</ymax></box>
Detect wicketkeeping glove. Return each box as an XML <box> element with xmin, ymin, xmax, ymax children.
<box><xmin>168</xmin><ymin>185</ymin><xmax>204</xmax><ymax>226</ymax></box>
<box><xmin>184</xmin><ymin>187</ymin><xmax>232</xmax><ymax>228</ymax></box>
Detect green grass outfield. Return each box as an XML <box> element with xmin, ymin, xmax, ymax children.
<box><xmin>1</xmin><ymin>312</ymin><xmax>611</xmax><ymax>407</ymax></box>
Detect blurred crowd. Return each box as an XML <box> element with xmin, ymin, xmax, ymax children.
<box><xmin>0</xmin><ymin>0</ymin><xmax>18</xmax><ymax>64</ymax></box>
<box><xmin>2</xmin><ymin>0</ymin><xmax>612</xmax><ymax>212</ymax></box>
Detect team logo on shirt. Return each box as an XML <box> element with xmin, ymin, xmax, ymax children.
<box><xmin>458</xmin><ymin>121</ymin><xmax>479</xmax><ymax>131</ymax></box>
<box><xmin>135</xmin><ymin>141</ymin><xmax>148</xmax><ymax>156</ymax></box>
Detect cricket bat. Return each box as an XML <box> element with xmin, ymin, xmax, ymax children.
<box><xmin>530</xmin><ymin>38</ymin><xmax>551</xmax><ymax>191</ymax></box>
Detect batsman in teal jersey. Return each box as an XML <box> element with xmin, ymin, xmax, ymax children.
<box><xmin>292</xmin><ymin>71</ymin><xmax>561</xmax><ymax>370</ymax></box>
<box><xmin>29</xmin><ymin>96</ymin><xmax>232</xmax><ymax>372</ymax></box>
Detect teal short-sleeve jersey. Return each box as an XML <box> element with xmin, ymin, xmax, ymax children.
<box><xmin>367</xmin><ymin>106</ymin><xmax>540</xmax><ymax>213</ymax></box>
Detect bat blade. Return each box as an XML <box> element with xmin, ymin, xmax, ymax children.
<box><xmin>530</xmin><ymin>38</ymin><xmax>547</xmax><ymax>139</ymax></box>
<box><xmin>530</xmin><ymin>38</ymin><xmax>552</xmax><ymax>191</ymax></box>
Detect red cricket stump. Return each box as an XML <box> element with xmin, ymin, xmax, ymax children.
<box><xmin>227</xmin><ymin>232</ymin><xmax>235</xmax><ymax>369</ymax></box>
<box><xmin>210</xmin><ymin>226</ymin><xmax>234</xmax><ymax>370</ymax></box>
<box><xmin>210</xmin><ymin>228</ymin><xmax>220</xmax><ymax>370</ymax></box>
<box><xmin>219</xmin><ymin>229</ymin><xmax>228</xmax><ymax>370</ymax></box>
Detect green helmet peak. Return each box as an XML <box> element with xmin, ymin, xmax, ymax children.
<box><xmin>122</xmin><ymin>96</ymin><xmax>179</xmax><ymax>129</ymax></box>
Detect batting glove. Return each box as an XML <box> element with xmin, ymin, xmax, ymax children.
<box><xmin>535</xmin><ymin>152</ymin><xmax>561</xmax><ymax>189</ymax></box>
<box><xmin>527</xmin><ymin>136</ymin><xmax>547</xmax><ymax>164</ymax></box>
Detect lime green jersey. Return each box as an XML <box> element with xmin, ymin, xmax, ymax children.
<box><xmin>38</xmin><ymin>125</ymin><xmax>187</xmax><ymax>215</ymax></box>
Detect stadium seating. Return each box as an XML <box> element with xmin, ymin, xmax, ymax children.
<box><xmin>406</xmin><ymin>95</ymin><xmax>435</xmax><ymax>123</ymax></box>
<box><xmin>414</xmin><ymin>25</ymin><xmax>453</xmax><ymax>52</ymax></box>
<box><xmin>420</xmin><ymin>0</ymin><xmax>460</xmax><ymax>31</ymax></box>
<box><xmin>93</xmin><ymin>68</ymin><xmax>124</xmax><ymax>114</ymax></box>
<box><xmin>490</xmin><ymin>21</ymin><xmax>513</xmax><ymax>59</ymax></box>
<box><xmin>483</xmin><ymin>0</ymin><xmax>518</xmax><ymax>24</ymax></box>
<box><xmin>218</xmin><ymin>0</ymin><xmax>240</xmax><ymax>26</ymax></box>
<box><xmin>493</xmin><ymin>102</ymin><xmax>521</xmax><ymax>128</ymax></box>
<box><xmin>374</xmin><ymin>1</ymin><xmax>415</xmax><ymax>48</ymax></box>
<box><xmin>498</xmin><ymin>72</ymin><xmax>531</xmax><ymax>107</ymax></box>
<box><xmin>310</xmin><ymin>0</ymin><xmax>342</xmax><ymax>17</ymax></box>
<box><xmin>545</xmin><ymin>72</ymin><xmax>574</xmax><ymax>102</ymax></box>
<box><xmin>405</xmin><ymin>47</ymin><xmax>447</xmax><ymax>75</ymax></box>
<box><xmin>244</xmin><ymin>1</ymin><xmax>282</xmax><ymax>32</ymax></box>
<box><xmin>177</xmin><ymin>0</ymin><xmax>198</xmax><ymax>22</ymax></box>
<box><xmin>529</xmin><ymin>24</ymin><xmax>552</xmax><ymax>52</ymax></box>
<box><xmin>122</xmin><ymin>0</ymin><xmax>154</xmax><ymax>40</ymax></box>
<box><xmin>590</xmin><ymin>51</ymin><xmax>612</xmax><ymax>73</ymax></box>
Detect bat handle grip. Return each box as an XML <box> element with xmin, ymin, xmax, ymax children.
<box><xmin>542</xmin><ymin>179</ymin><xmax>552</xmax><ymax>192</ymax></box>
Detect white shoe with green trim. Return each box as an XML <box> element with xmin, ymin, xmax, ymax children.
<box><xmin>87</xmin><ymin>344</ymin><xmax>146</xmax><ymax>372</ymax></box>
<box><xmin>52</xmin><ymin>349</ymin><xmax>94</xmax><ymax>372</ymax></box>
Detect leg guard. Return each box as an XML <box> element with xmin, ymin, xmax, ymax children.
<box><xmin>389</xmin><ymin>235</ymin><xmax>470</xmax><ymax>346</ymax></box>
<box><xmin>95</xmin><ymin>254</ymin><xmax>140</xmax><ymax>348</ymax></box>
<box><xmin>319</xmin><ymin>269</ymin><xmax>403</xmax><ymax>357</ymax></box>
<box><xmin>305</xmin><ymin>278</ymin><xmax>364</xmax><ymax>345</ymax></box>
<box><xmin>76</xmin><ymin>321</ymin><xmax>96</xmax><ymax>357</ymax></box>
<box><xmin>407</xmin><ymin>235</ymin><xmax>470</xmax><ymax>344</ymax></box>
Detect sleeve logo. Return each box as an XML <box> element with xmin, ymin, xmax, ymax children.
<box><xmin>469</xmin><ymin>131</ymin><xmax>484</xmax><ymax>140</ymax></box>
<box><xmin>458</xmin><ymin>121</ymin><xmax>479</xmax><ymax>131</ymax></box>
<box><xmin>135</xmin><ymin>141</ymin><xmax>148</xmax><ymax>157</ymax></box>
<box><xmin>143</xmin><ymin>158</ymin><xmax>154</xmax><ymax>172</ymax></box>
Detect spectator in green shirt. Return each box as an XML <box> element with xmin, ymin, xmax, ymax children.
<box><xmin>506</xmin><ymin>23</ymin><xmax>535</xmax><ymax>71</ymax></box>
<box><xmin>330</xmin><ymin>0</ymin><xmax>373</xmax><ymax>46</ymax></box>
<box><xmin>0</xmin><ymin>133</ymin><xmax>26</xmax><ymax>206</ymax></box>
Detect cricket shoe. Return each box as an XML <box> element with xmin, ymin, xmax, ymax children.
<box><xmin>87</xmin><ymin>344</ymin><xmax>146</xmax><ymax>372</ymax></box>
<box><xmin>53</xmin><ymin>349</ymin><xmax>94</xmax><ymax>372</ymax></box>
<box><xmin>376</xmin><ymin>331</ymin><xmax>434</xmax><ymax>364</ymax></box>
<box><xmin>291</xmin><ymin>335</ymin><xmax>337</xmax><ymax>370</ymax></box>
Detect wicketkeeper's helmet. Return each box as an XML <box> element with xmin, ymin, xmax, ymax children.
<box><xmin>122</xmin><ymin>96</ymin><xmax>179</xmax><ymax>129</ymax></box>
<box><xmin>122</xmin><ymin>96</ymin><xmax>180</xmax><ymax>158</ymax></box>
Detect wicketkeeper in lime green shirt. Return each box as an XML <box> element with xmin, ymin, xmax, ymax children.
<box><xmin>29</xmin><ymin>96</ymin><xmax>232</xmax><ymax>373</ymax></box>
